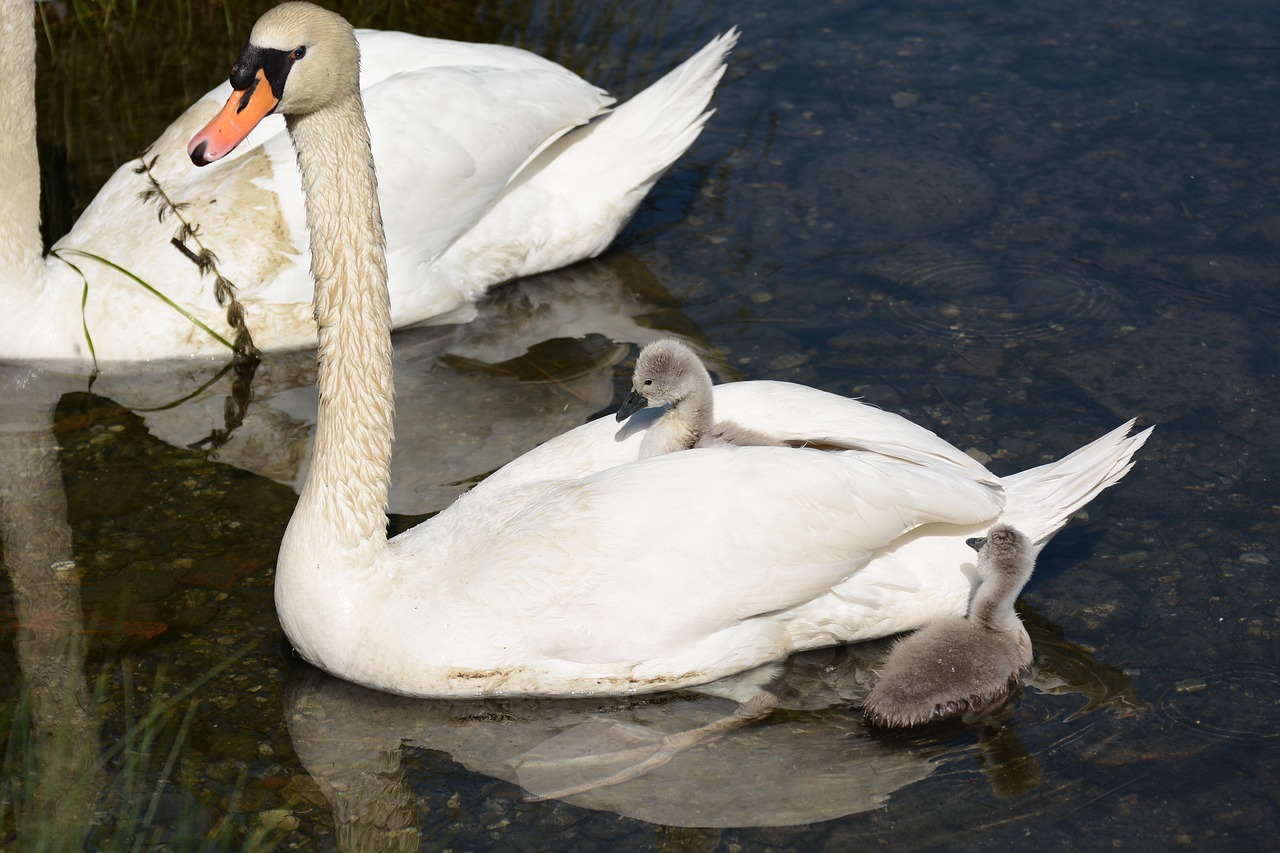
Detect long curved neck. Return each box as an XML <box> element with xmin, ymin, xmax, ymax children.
<box><xmin>0</xmin><ymin>0</ymin><xmax>43</xmax><ymax>283</ymax></box>
<box><xmin>288</xmin><ymin>95</ymin><xmax>394</xmax><ymax>551</ymax></box>
<box><xmin>641</xmin><ymin>370</ymin><xmax>715</xmax><ymax>457</ymax></box>
<box><xmin>970</xmin><ymin>550</ymin><xmax>1031</xmax><ymax>630</ymax></box>
<box><xmin>682</xmin><ymin>369</ymin><xmax>716</xmax><ymax>443</ymax></box>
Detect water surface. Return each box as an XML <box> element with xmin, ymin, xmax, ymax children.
<box><xmin>4</xmin><ymin>0</ymin><xmax>1279</xmax><ymax>849</ymax></box>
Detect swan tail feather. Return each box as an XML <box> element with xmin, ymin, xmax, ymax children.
<box><xmin>580</xmin><ymin>27</ymin><xmax>739</xmax><ymax>191</ymax></box>
<box><xmin>998</xmin><ymin>419</ymin><xmax>1154</xmax><ymax>549</ymax></box>
<box><xmin>429</xmin><ymin>29</ymin><xmax>738</xmax><ymax>291</ymax></box>
<box><xmin>514</xmin><ymin>29</ymin><xmax>738</xmax><ymax>255</ymax></box>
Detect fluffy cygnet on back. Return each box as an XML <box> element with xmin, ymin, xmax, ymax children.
<box><xmin>863</xmin><ymin>524</ymin><xmax>1036</xmax><ymax>728</ymax></box>
<box><xmin>616</xmin><ymin>339</ymin><xmax>784</xmax><ymax>457</ymax></box>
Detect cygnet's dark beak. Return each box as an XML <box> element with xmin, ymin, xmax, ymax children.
<box><xmin>965</xmin><ymin>536</ymin><xmax>987</xmax><ymax>553</ymax></box>
<box><xmin>615</xmin><ymin>389</ymin><xmax>650</xmax><ymax>422</ymax></box>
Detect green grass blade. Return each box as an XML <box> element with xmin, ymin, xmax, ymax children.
<box><xmin>50</xmin><ymin>249</ymin><xmax>236</xmax><ymax>354</ymax></box>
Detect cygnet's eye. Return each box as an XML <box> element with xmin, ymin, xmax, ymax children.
<box><xmin>643</xmin><ymin>379</ymin><xmax>653</xmax><ymax>386</ymax></box>
<box><xmin>290</xmin><ymin>45</ymin><xmax>307</xmax><ymax>61</ymax></box>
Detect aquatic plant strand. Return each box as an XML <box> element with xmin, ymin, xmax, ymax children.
<box><xmin>50</xmin><ymin>247</ymin><xmax>236</xmax><ymax>355</ymax></box>
<box><xmin>135</xmin><ymin>151</ymin><xmax>260</xmax><ymax>359</ymax></box>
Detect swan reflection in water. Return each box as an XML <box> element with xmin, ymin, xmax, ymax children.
<box><xmin>19</xmin><ymin>254</ymin><xmax>726</xmax><ymax>518</ymax></box>
<box><xmin>283</xmin><ymin>611</ymin><xmax>1141</xmax><ymax>849</ymax></box>
<box><xmin>0</xmin><ymin>389</ymin><xmax>103</xmax><ymax>848</ymax></box>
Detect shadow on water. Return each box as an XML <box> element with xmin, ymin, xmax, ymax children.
<box><xmin>6</xmin><ymin>0</ymin><xmax>1280</xmax><ymax>848</ymax></box>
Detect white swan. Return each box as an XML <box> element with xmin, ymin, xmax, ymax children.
<box><xmin>0</xmin><ymin>0</ymin><xmax>735</xmax><ymax>364</ymax></box>
<box><xmin>200</xmin><ymin>3</ymin><xmax>1152</xmax><ymax>699</ymax></box>
<box><xmin>863</xmin><ymin>524</ymin><xmax>1035</xmax><ymax>727</ymax></box>
<box><xmin>616</xmin><ymin>338</ymin><xmax>785</xmax><ymax>456</ymax></box>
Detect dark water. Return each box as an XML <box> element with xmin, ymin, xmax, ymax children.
<box><xmin>4</xmin><ymin>0</ymin><xmax>1280</xmax><ymax>849</ymax></box>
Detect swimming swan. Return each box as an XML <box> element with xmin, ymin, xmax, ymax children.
<box><xmin>195</xmin><ymin>2</ymin><xmax>1152</xmax><ymax>699</ymax></box>
<box><xmin>863</xmin><ymin>524</ymin><xmax>1035</xmax><ymax>727</ymax></box>
<box><xmin>0</xmin><ymin>0</ymin><xmax>734</xmax><ymax>363</ymax></box>
<box><xmin>616</xmin><ymin>339</ymin><xmax>784</xmax><ymax>456</ymax></box>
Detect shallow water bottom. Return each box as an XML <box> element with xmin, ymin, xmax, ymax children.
<box><xmin>5</xmin><ymin>0</ymin><xmax>1280</xmax><ymax>848</ymax></box>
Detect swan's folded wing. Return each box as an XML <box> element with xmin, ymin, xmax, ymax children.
<box><xmin>713</xmin><ymin>382</ymin><xmax>997</xmax><ymax>480</ymax></box>
<box><xmin>466</xmin><ymin>408</ymin><xmax>651</xmax><ymax>493</ymax></box>
<box><xmin>368</xmin><ymin>65</ymin><xmax>612</xmax><ymax>318</ymax></box>
<box><xmin>422</xmin><ymin>445</ymin><xmax>1003</xmax><ymax>667</ymax></box>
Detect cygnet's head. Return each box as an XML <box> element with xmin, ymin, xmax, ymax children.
<box><xmin>615</xmin><ymin>339</ymin><xmax>712</xmax><ymax>422</ymax></box>
<box><xmin>190</xmin><ymin>2</ymin><xmax>360</xmax><ymax>165</ymax></box>
<box><xmin>967</xmin><ymin>524</ymin><xmax>1031</xmax><ymax>569</ymax></box>
<box><xmin>966</xmin><ymin>523</ymin><xmax>1035</xmax><ymax>631</ymax></box>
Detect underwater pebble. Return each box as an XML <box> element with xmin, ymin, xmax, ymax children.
<box><xmin>966</xmin><ymin>447</ymin><xmax>993</xmax><ymax>465</ymax></box>
<box><xmin>769</xmin><ymin>352</ymin><xmax>810</xmax><ymax>371</ymax></box>
<box><xmin>256</xmin><ymin>809</ymin><xmax>301</xmax><ymax>832</ymax></box>
<box><xmin>999</xmin><ymin>436</ymin><xmax>1038</xmax><ymax>458</ymax></box>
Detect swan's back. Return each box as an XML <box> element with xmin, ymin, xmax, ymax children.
<box><xmin>486</xmin><ymin>379</ymin><xmax>1001</xmax><ymax>494</ymax></box>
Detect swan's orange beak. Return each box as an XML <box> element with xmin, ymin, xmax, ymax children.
<box><xmin>188</xmin><ymin>69</ymin><xmax>279</xmax><ymax>166</ymax></box>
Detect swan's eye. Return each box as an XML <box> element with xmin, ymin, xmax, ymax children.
<box><xmin>291</xmin><ymin>45</ymin><xmax>307</xmax><ymax>61</ymax></box>
<box><xmin>643</xmin><ymin>379</ymin><xmax>653</xmax><ymax>386</ymax></box>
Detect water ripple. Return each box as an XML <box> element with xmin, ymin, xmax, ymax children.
<box><xmin>868</xmin><ymin>256</ymin><xmax>1128</xmax><ymax>344</ymax></box>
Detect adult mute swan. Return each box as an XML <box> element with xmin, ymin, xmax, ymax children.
<box><xmin>195</xmin><ymin>2</ymin><xmax>1152</xmax><ymax>699</ymax></box>
<box><xmin>0</xmin><ymin>0</ymin><xmax>735</xmax><ymax>364</ymax></box>
<box><xmin>617</xmin><ymin>338</ymin><xmax>784</xmax><ymax>456</ymax></box>
<box><xmin>864</xmin><ymin>525</ymin><xmax>1035</xmax><ymax>728</ymax></box>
